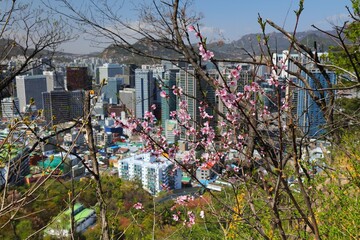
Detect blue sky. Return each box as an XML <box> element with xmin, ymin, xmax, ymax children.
<box><xmin>191</xmin><ymin>0</ymin><xmax>352</xmax><ymax>41</ymax></box>
<box><xmin>58</xmin><ymin>0</ymin><xmax>353</xmax><ymax>54</ymax></box>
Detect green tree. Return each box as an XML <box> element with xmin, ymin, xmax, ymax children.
<box><xmin>328</xmin><ymin>0</ymin><xmax>360</xmax><ymax>81</ymax></box>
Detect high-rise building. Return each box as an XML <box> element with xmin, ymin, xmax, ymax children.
<box><xmin>1</xmin><ymin>97</ymin><xmax>20</xmax><ymax>120</ymax></box>
<box><xmin>135</xmin><ymin>69</ymin><xmax>155</xmax><ymax>119</ymax></box>
<box><xmin>178</xmin><ymin>65</ymin><xmax>216</xmax><ymax>141</ymax></box>
<box><xmin>97</xmin><ymin>63</ymin><xmax>125</xmax><ymax>85</ymax></box>
<box><xmin>272</xmin><ymin>50</ymin><xmax>337</xmax><ymax>138</ymax></box>
<box><xmin>42</xmin><ymin>90</ymin><xmax>84</xmax><ymax>125</ymax></box>
<box><xmin>161</xmin><ymin>68</ymin><xmax>178</xmax><ymax>132</ymax></box>
<box><xmin>66</xmin><ymin>67</ymin><xmax>92</xmax><ymax>91</ymax></box>
<box><xmin>297</xmin><ymin>70</ymin><xmax>336</xmax><ymax>137</ymax></box>
<box><xmin>16</xmin><ymin>75</ymin><xmax>47</xmax><ymax>111</ymax></box>
<box><xmin>164</xmin><ymin>119</ymin><xmax>178</xmax><ymax>143</ymax></box>
<box><xmin>119</xmin><ymin>88</ymin><xmax>136</xmax><ymax>116</ymax></box>
<box><xmin>43</xmin><ymin>71</ymin><xmax>65</xmax><ymax>91</ymax></box>
<box><xmin>101</xmin><ymin>77</ymin><xmax>124</xmax><ymax>104</ymax></box>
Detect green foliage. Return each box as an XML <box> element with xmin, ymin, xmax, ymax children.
<box><xmin>336</xmin><ymin>97</ymin><xmax>360</xmax><ymax>115</ymax></box>
<box><xmin>328</xmin><ymin>1</ymin><xmax>360</xmax><ymax>77</ymax></box>
<box><xmin>313</xmin><ymin>131</ymin><xmax>360</xmax><ymax>239</ymax></box>
<box><xmin>317</xmin><ymin>180</ymin><xmax>360</xmax><ymax>239</ymax></box>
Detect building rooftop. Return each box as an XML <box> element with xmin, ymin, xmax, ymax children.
<box><xmin>48</xmin><ymin>203</ymin><xmax>95</xmax><ymax>232</ymax></box>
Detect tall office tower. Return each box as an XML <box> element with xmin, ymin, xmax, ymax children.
<box><xmin>297</xmin><ymin>70</ymin><xmax>336</xmax><ymax>137</ymax></box>
<box><xmin>271</xmin><ymin>50</ymin><xmax>302</xmax><ymax>117</ymax></box>
<box><xmin>272</xmin><ymin>50</ymin><xmax>300</xmax><ymax>78</ymax></box>
<box><xmin>1</xmin><ymin>97</ymin><xmax>20</xmax><ymax>120</ymax></box>
<box><xmin>69</xmin><ymin>90</ymin><xmax>85</xmax><ymax>119</ymax></box>
<box><xmin>178</xmin><ymin>65</ymin><xmax>216</xmax><ymax>141</ymax></box>
<box><xmin>161</xmin><ymin>68</ymin><xmax>179</xmax><ymax>132</ymax></box>
<box><xmin>42</xmin><ymin>90</ymin><xmax>84</xmax><ymax>125</ymax></box>
<box><xmin>119</xmin><ymin>88</ymin><xmax>136</xmax><ymax>116</ymax></box>
<box><xmin>97</xmin><ymin>63</ymin><xmax>125</xmax><ymax>84</ymax></box>
<box><xmin>152</xmin><ymin>66</ymin><xmax>165</xmax><ymax>121</ymax></box>
<box><xmin>66</xmin><ymin>67</ymin><xmax>92</xmax><ymax>91</ymax></box>
<box><xmin>120</xmin><ymin>64</ymin><xmax>137</xmax><ymax>88</ymax></box>
<box><xmin>135</xmin><ymin>68</ymin><xmax>156</xmax><ymax>119</ymax></box>
<box><xmin>101</xmin><ymin>77</ymin><xmax>124</xmax><ymax>104</ymax></box>
<box><xmin>16</xmin><ymin>75</ymin><xmax>47</xmax><ymax>111</ymax></box>
<box><xmin>288</xmin><ymin>77</ymin><xmax>300</xmax><ymax>118</ymax></box>
<box><xmin>43</xmin><ymin>71</ymin><xmax>65</xmax><ymax>91</ymax></box>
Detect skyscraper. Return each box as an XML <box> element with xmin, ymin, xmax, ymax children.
<box><xmin>135</xmin><ymin>68</ymin><xmax>155</xmax><ymax>119</ymax></box>
<box><xmin>161</xmin><ymin>68</ymin><xmax>178</xmax><ymax>131</ymax></box>
<box><xmin>119</xmin><ymin>88</ymin><xmax>136</xmax><ymax>116</ymax></box>
<box><xmin>101</xmin><ymin>77</ymin><xmax>124</xmax><ymax>104</ymax></box>
<box><xmin>43</xmin><ymin>71</ymin><xmax>65</xmax><ymax>91</ymax></box>
<box><xmin>178</xmin><ymin>65</ymin><xmax>216</xmax><ymax>141</ymax></box>
<box><xmin>97</xmin><ymin>63</ymin><xmax>125</xmax><ymax>85</ymax></box>
<box><xmin>66</xmin><ymin>67</ymin><xmax>92</xmax><ymax>91</ymax></box>
<box><xmin>16</xmin><ymin>75</ymin><xmax>47</xmax><ymax>111</ymax></box>
<box><xmin>297</xmin><ymin>70</ymin><xmax>336</xmax><ymax>137</ymax></box>
<box><xmin>42</xmin><ymin>90</ymin><xmax>84</xmax><ymax>125</ymax></box>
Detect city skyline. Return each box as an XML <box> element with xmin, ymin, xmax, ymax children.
<box><xmin>56</xmin><ymin>0</ymin><xmax>352</xmax><ymax>54</ymax></box>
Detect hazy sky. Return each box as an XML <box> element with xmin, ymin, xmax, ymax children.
<box><xmin>57</xmin><ymin>0</ymin><xmax>353</xmax><ymax>54</ymax></box>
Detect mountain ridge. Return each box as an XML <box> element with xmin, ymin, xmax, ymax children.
<box><xmin>100</xmin><ymin>29</ymin><xmax>337</xmax><ymax>64</ymax></box>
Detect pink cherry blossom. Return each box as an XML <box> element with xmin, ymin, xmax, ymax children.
<box><xmin>244</xmin><ymin>85</ymin><xmax>251</xmax><ymax>92</ymax></box>
<box><xmin>172</xmin><ymin>86</ymin><xmax>183</xmax><ymax>96</ymax></box>
<box><xmin>133</xmin><ymin>202</ymin><xmax>143</xmax><ymax>210</ymax></box>
<box><xmin>231</xmin><ymin>69</ymin><xmax>240</xmax><ymax>80</ymax></box>
<box><xmin>185</xmin><ymin>211</ymin><xmax>195</xmax><ymax>227</ymax></box>
<box><xmin>179</xmin><ymin>100</ymin><xmax>188</xmax><ymax>109</ymax></box>
<box><xmin>160</xmin><ymin>90</ymin><xmax>167</xmax><ymax>98</ymax></box>
<box><xmin>173</xmin><ymin>129</ymin><xmax>181</xmax><ymax>136</ymax></box>
<box><xmin>198</xmin><ymin>43</ymin><xmax>214</xmax><ymax>61</ymax></box>
<box><xmin>187</xmin><ymin>25</ymin><xmax>195</xmax><ymax>32</ymax></box>
<box><xmin>173</xmin><ymin>214</ymin><xmax>179</xmax><ymax>221</ymax></box>
<box><xmin>201</xmin><ymin>50</ymin><xmax>214</xmax><ymax>61</ymax></box>
<box><xmin>170</xmin><ymin>111</ymin><xmax>177</xmax><ymax>118</ymax></box>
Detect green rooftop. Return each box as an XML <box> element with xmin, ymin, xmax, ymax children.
<box><xmin>63</xmin><ymin>203</ymin><xmax>83</xmax><ymax>216</ymax></box>
<box><xmin>37</xmin><ymin>156</ymin><xmax>64</xmax><ymax>171</ymax></box>
<box><xmin>74</xmin><ymin>208</ymin><xmax>95</xmax><ymax>223</ymax></box>
<box><xmin>46</xmin><ymin>203</ymin><xmax>96</xmax><ymax>232</ymax></box>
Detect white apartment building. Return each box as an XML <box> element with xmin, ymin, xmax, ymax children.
<box><xmin>118</xmin><ymin>152</ymin><xmax>182</xmax><ymax>195</ymax></box>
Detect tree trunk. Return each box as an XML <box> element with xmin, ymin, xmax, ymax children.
<box><xmin>84</xmin><ymin>91</ymin><xmax>110</xmax><ymax>240</ymax></box>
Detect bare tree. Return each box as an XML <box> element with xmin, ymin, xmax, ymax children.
<box><xmin>50</xmin><ymin>0</ymin><xmax>360</xmax><ymax>239</ymax></box>
<box><xmin>0</xmin><ymin>0</ymin><xmax>77</xmax><ymax>237</ymax></box>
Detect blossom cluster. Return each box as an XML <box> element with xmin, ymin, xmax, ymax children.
<box><xmin>187</xmin><ymin>25</ymin><xmax>214</xmax><ymax>62</ymax></box>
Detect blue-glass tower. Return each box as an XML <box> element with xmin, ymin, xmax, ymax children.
<box><xmin>297</xmin><ymin>71</ymin><xmax>336</xmax><ymax>137</ymax></box>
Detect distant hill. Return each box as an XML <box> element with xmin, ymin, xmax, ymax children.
<box><xmin>0</xmin><ymin>38</ymin><xmax>81</xmax><ymax>61</ymax></box>
<box><xmin>100</xmin><ymin>30</ymin><xmax>338</xmax><ymax>64</ymax></box>
<box><xmin>101</xmin><ymin>38</ymin><xmax>183</xmax><ymax>64</ymax></box>
<box><xmin>0</xmin><ymin>39</ymin><xmax>24</xmax><ymax>59</ymax></box>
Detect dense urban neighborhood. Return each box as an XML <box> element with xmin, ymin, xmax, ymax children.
<box><xmin>0</xmin><ymin>0</ymin><xmax>359</xmax><ymax>239</ymax></box>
